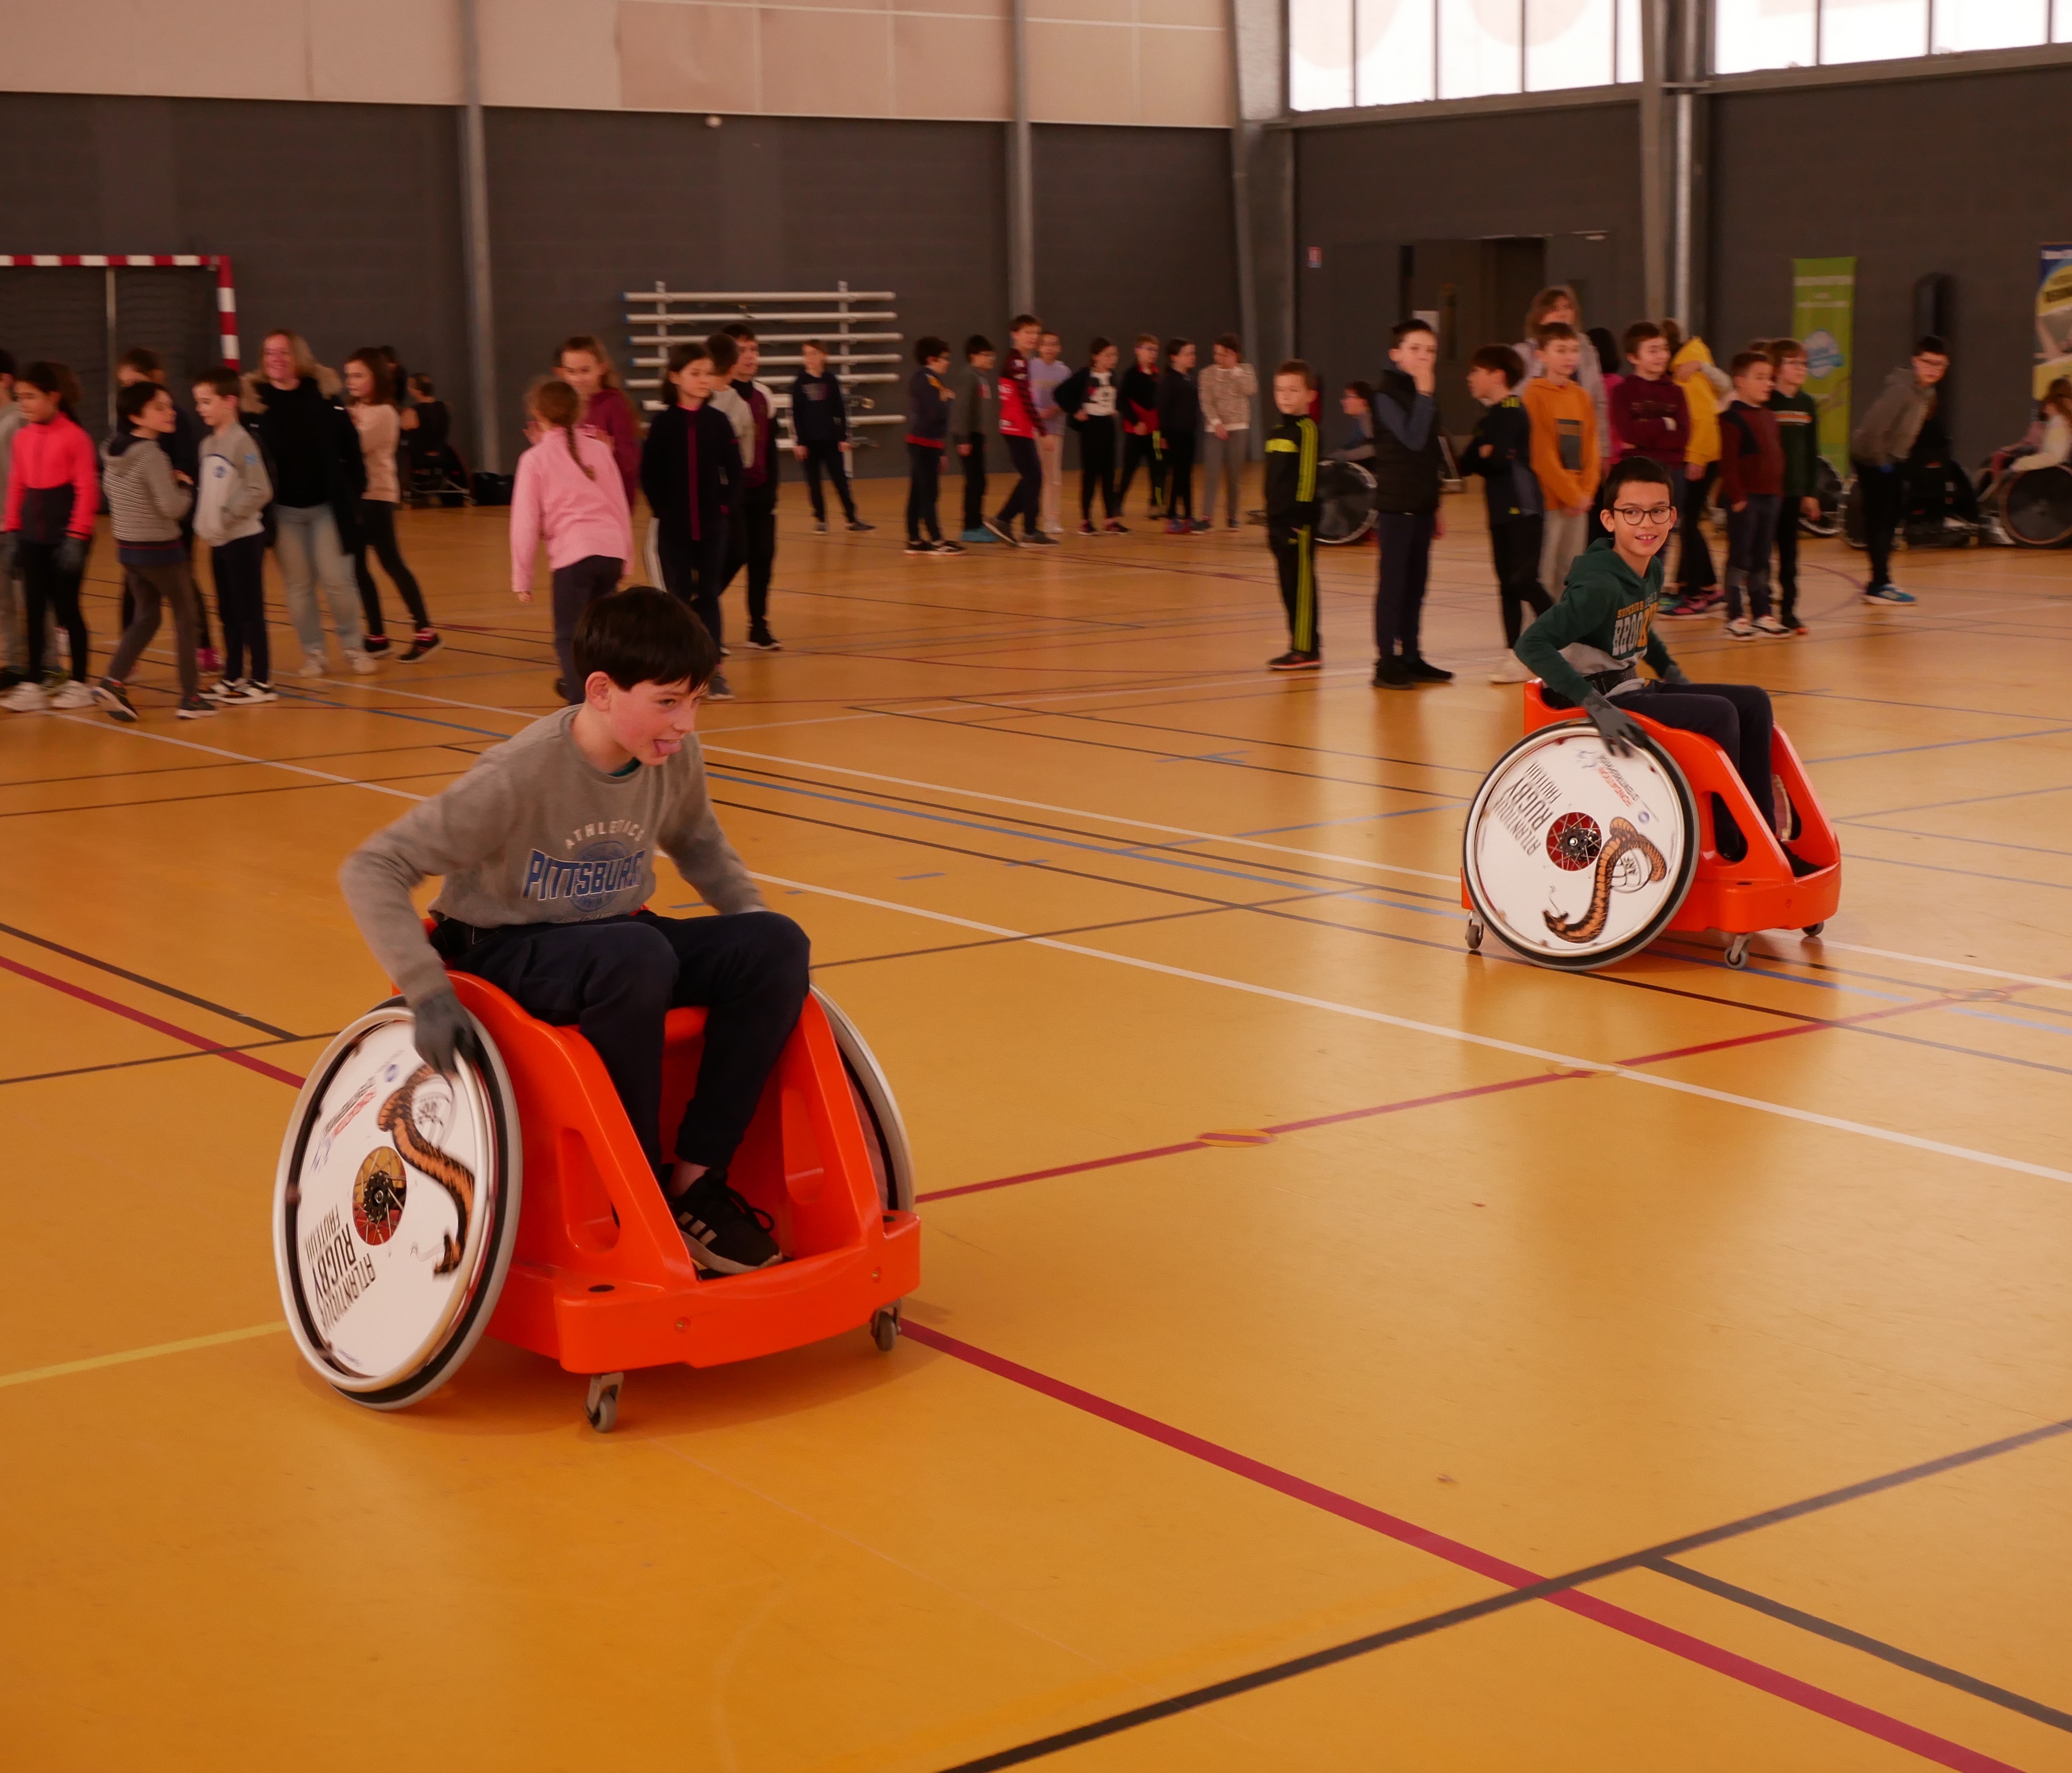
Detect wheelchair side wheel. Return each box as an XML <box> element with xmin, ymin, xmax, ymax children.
<box><xmin>585</xmin><ymin>1371</ymin><xmax>624</xmax><ymax>1433</ymax></box>
<box><xmin>1803</xmin><ymin>921</ymin><xmax>1826</xmax><ymax>938</ymax></box>
<box><xmin>871</xmin><ymin>1305</ymin><xmax>901</xmax><ymax>1353</ymax></box>
<box><xmin>1465</xmin><ymin>916</ymin><xmax>1485</xmax><ymax>953</ymax></box>
<box><xmin>1725</xmin><ymin>935</ymin><xmax>1753</xmax><ymax>969</ymax></box>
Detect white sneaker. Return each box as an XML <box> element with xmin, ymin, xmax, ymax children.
<box><xmin>296</xmin><ymin>652</ymin><xmax>328</xmax><ymax>677</ymax></box>
<box><xmin>202</xmin><ymin>678</ymin><xmax>241</xmax><ymax>701</ymax></box>
<box><xmin>1724</xmin><ymin>617</ymin><xmax>1756</xmax><ymax>640</ymax></box>
<box><xmin>2</xmin><ymin>680</ymin><xmax>50</xmax><ymax>712</ymax></box>
<box><xmin>49</xmin><ymin>679</ymin><xmax>96</xmax><ymax>708</ymax></box>
<box><xmin>1488</xmin><ymin>658</ymin><xmax>1532</xmax><ymax>683</ymax></box>
<box><xmin>1752</xmin><ymin>614</ymin><xmax>1789</xmax><ymax>636</ymax></box>
<box><xmin>347</xmin><ymin>650</ymin><xmax>378</xmax><ymax>676</ymax></box>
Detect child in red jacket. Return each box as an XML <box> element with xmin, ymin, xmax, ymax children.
<box><xmin>1717</xmin><ymin>351</ymin><xmax>1787</xmax><ymax>639</ymax></box>
<box><xmin>1</xmin><ymin>361</ymin><xmax>98</xmax><ymax>711</ymax></box>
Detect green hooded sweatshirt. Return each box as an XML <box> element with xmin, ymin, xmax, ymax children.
<box><xmin>1515</xmin><ymin>532</ymin><xmax>1678</xmax><ymax>704</ymax></box>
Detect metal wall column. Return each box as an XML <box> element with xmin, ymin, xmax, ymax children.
<box><xmin>1638</xmin><ymin>0</ymin><xmax>1669</xmax><ymax>321</ymax></box>
<box><xmin>459</xmin><ymin>0</ymin><xmax>500</xmax><ymax>473</ymax></box>
<box><xmin>1008</xmin><ymin>0</ymin><xmax>1035</xmax><ymax>317</ymax></box>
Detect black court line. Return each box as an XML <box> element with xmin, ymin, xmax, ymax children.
<box><xmin>0</xmin><ymin>1033</ymin><xmax>332</xmax><ymax>1091</ymax></box>
<box><xmin>0</xmin><ymin>920</ymin><xmax>298</xmax><ymax>1039</ymax></box>
<box><xmin>937</xmin><ymin>1410</ymin><xmax>2072</xmax><ymax>1769</ymax></box>
<box><xmin>1646</xmin><ymin>1558</ymin><xmax>2072</xmax><ymax>1733</ymax></box>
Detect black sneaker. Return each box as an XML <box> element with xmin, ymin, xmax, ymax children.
<box><xmin>905</xmin><ymin>540</ymin><xmax>936</xmax><ymax>556</ymax></box>
<box><xmin>813</xmin><ymin>520</ymin><xmax>829</xmax><ymax>534</ymax></box>
<box><xmin>672</xmin><ymin>1174</ymin><xmax>782</xmax><ymax>1273</ymax></box>
<box><xmin>982</xmin><ymin>515</ymin><xmax>1019</xmax><ymax>548</ymax></box>
<box><xmin>94</xmin><ymin>677</ymin><xmax>139</xmax><ymax>722</ymax></box>
<box><xmin>361</xmin><ymin>634</ymin><xmax>392</xmax><ymax>656</ymax></box>
<box><xmin>1373</xmin><ymin>657</ymin><xmax>1414</xmax><ymax>690</ymax></box>
<box><xmin>1785</xmin><ymin>848</ymin><xmax>1823</xmax><ymax>878</ymax></box>
<box><xmin>704</xmin><ymin>671</ymin><xmax>735</xmax><ymax>701</ymax></box>
<box><xmin>744</xmin><ymin>629</ymin><xmax>783</xmax><ymax>652</ymax></box>
<box><xmin>399</xmin><ymin>629</ymin><xmax>442</xmax><ymax>662</ymax></box>
<box><xmin>175</xmin><ymin>694</ymin><xmax>217</xmax><ymax>720</ymax></box>
<box><xmin>1077</xmin><ymin>521</ymin><xmax>1097</xmax><ymax>536</ymax></box>
<box><xmin>1020</xmin><ymin>531</ymin><xmax>1060</xmax><ymax>547</ymax></box>
<box><xmin>1103</xmin><ymin>520</ymin><xmax>1130</xmax><ymax>534</ymax></box>
<box><xmin>933</xmin><ymin>540</ymin><xmax>966</xmax><ymax>555</ymax></box>
<box><xmin>1268</xmin><ymin>650</ymin><xmax>1322</xmax><ymax>672</ymax></box>
<box><xmin>846</xmin><ymin>518</ymin><xmax>876</xmax><ymax>532</ymax></box>
<box><xmin>1404</xmin><ymin>657</ymin><xmax>1454</xmax><ymax>683</ymax></box>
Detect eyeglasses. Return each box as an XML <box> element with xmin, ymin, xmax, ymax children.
<box><xmin>1610</xmin><ymin>504</ymin><xmax>1675</xmax><ymax>525</ymax></box>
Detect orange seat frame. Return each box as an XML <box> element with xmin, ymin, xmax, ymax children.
<box><xmin>1462</xmin><ymin>680</ymin><xmax>1842</xmax><ymax>941</ymax></box>
<box><xmin>441</xmin><ymin>970</ymin><xmax>920</xmax><ymax>1377</ymax></box>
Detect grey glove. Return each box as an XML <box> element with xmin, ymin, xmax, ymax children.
<box><xmin>1658</xmin><ymin>661</ymin><xmax>1692</xmax><ymax>688</ymax></box>
<box><xmin>55</xmin><ymin>533</ymin><xmax>87</xmax><ymax>578</ymax></box>
<box><xmin>411</xmin><ymin>989</ymin><xmax>470</xmax><ymax>1077</ymax></box>
<box><xmin>1580</xmin><ymin>689</ymin><xmax>1645</xmax><ymax>757</ymax></box>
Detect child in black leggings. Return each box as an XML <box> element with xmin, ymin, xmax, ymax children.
<box><xmin>1</xmin><ymin>361</ymin><xmax>97</xmax><ymax>712</ymax></box>
<box><xmin>344</xmin><ymin>350</ymin><xmax>439</xmax><ymax>660</ymax></box>
<box><xmin>1057</xmin><ymin>338</ymin><xmax>1122</xmax><ymax>534</ymax></box>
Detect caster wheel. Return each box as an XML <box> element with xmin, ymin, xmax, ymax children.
<box><xmin>1725</xmin><ymin>935</ymin><xmax>1752</xmax><ymax>970</ymax></box>
<box><xmin>1465</xmin><ymin>916</ymin><xmax>1484</xmax><ymax>953</ymax></box>
<box><xmin>871</xmin><ymin>1306</ymin><xmax>901</xmax><ymax>1353</ymax></box>
<box><xmin>585</xmin><ymin>1371</ymin><xmax>624</xmax><ymax>1433</ymax></box>
<box><xmin>1802</xmin><ymin>921</ymin><xmax>1825</xmax><ymax>938</ymax></box>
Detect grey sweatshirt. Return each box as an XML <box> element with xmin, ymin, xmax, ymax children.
<box><xmin>708</xmin><ymin>383</ymin><xmax>755</xmax><ymax>466</ymax></box>
<box><xmin>1850</xmin><ymin>365</ymin><xmax>1938</xmax><ymax>468</ymax></box>
<box><xmin>951</xmin><ymin>364</ymin><xmax>996</xmax><ymax>437</ymax></box>
<box><xmin>194</xmin><ymin>423</ymin><xmax>272</xmax><ymax>545</ymax></box>
<box><xmin>1198</xmin><ymin>363</ymin><xmax>1257</xmax><ymax>431</ymax></box>
<box><xmin>102</xmin><ymin>430</ymin><xmax>192</xmax><ymax>545</ymax></box>
<box><xmin>339</xmin><ymin>705</ymin><xmax>764</xmax><ymax>1007</ymax></box>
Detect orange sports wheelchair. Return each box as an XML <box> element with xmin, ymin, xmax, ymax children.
<box><xmin>273</xmin><ymin>975</ymin><xmax>918</xmax><ymax>1432</ymax></box>
<box><xmin>1460</xmin><ymin>680</ymin><xmax>1841</xmax><ymax>972</ymax></box>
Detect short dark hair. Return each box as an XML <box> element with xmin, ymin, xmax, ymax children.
<box><xmin>1214</xmin><ymin>333</ymin><xmax>1243</xmax><ymax>357</ymax></box>
<box><xmin>119</xmin><ymin>346</ymin><xmax>163</xmax><ymax>377</ymax></box>
<box><xmin>1275</xmin><ymin>358</ymin><xmax>1316</xmax><ymax>389</ymax></box>
<box><xmin>1010</xmin><ymin>313</ymin><xmax>1041</xmax><ymax>332</ymax></box>
<box><xmin>722</xmin><ymin>322</ymin><xmax>756</xmax><ymax>342</ymax></box>
<box><xmin>1534</xmin><ymin>320</ymin><xmax>1579</xmax><ymax>346</ymax></box>
<box><xmin>192</xmin><ymin>367</ymin><xmax>243</xmax><ymax>401</ymax></box>
<box><xmin>704</xmin><ymin>332</ymin><xmax>739</xmax><ymax>374</ymax></box>
<box><xmin>116</xmin><ymin>379</ymin><xmax>169</xmax><ymax>425</ymax></box>
<box><xmin>1914</xmin><ymin>334</ymin><xmax>1950</xmax><ymax>358</ymax></box>
<box><xmin>1391</xmin><ymin>318</ymin><xmax>1435</xmax><ymax>343</ymax></box>
<box><xmin>573</xmin><ymin>586</ymin><xmax>720</xmax><ymax>692</ymax></box>
<box><xmin>17</xmin><ymin>361</ymin><xmax>80</xmax><ymax>413</ymax></box>
<box><xmin>1727</xmin><ymin>350</ymin><xmax>1772</xmax><ymax>379</ymax></box>
<box><xmin>1622</xmin><ymin>320</ymin><xmax>1664</xmax><ymax>356</ymax></box>
<box><xmin>965</xmin><ymin>334</ymin><xmax>993</xmax><ymax>358</ymax></box>
<box><xmin>1602</xmin><ymin>455</ymin><xmax>1675</xmax><ymax>501</ymax></box>
<box><xmin>1767</xmin><ymin>336</ymin><xmax>1807</xmax><ymax>364</ymax></box>
<box><xmin>915</xmin><ymin>335</ymin><xmax>948</xmax><ymax>363</ymax></box>
<box><xmin>1087</xmin><ymin>335</ymin><xmax>1114</xmax><ymax>359</ymax></box>
<box><xmin>1164</xmin><ymin>337</ymin><xmax>1191</xmax><ymax>364</ymax></box>
<box><xmin>801</xmin><ymin>337</ymin><xmax>826</xmax><ymax>353</ymax></box>
<box><xmin>1471</xmin><ymin>344</ymin><xmax>1524</xmax><ymax>386</ymax></box>
<box><xmin>409</xmin><ymin>372</ymin><xmax>435</xmax><ymax>396</ymax></box>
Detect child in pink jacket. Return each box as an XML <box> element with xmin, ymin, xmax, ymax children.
<box><xmin>512</xmin><ymin>377</ymin><xmax>632</xmax><ymax>701</ymax></box>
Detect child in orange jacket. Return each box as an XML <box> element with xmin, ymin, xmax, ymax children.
<box><xmin>1522</xmin><ymin>321</ymin><xmax>1601</xmax><ymax>596</ymax></box>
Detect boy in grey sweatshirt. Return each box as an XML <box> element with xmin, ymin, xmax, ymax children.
<box><xmin>338</xmin><ymin>588</ymin><xmax>809</xmax><ymax>1275</ymax></box>
<box><xmin>96</xmin><ymin>380</ymin><xmax>207</xmax><ymax>719</ymax></box>
<box><xmin>192</xmin><ymin>368</ymin><xmax>276</xmax><ymax>698</ymax></box>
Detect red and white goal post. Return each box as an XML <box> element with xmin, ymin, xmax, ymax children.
<box><xmin>0</xmin><ymin>254</ymin><xmax>240</xmax><ymax>367</ymax></box>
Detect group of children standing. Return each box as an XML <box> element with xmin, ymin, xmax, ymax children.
<box><xmin>904</xmin><ymin>322</ymin><xmax>1260</xmax><ymax>553</ymax></box>
<box><xmin>0</xmin><ymin>334</ymin><xmax>442</xmax><ymax>721</ymax></box>
<box><xmin>1254</xmin><ymin>286</ymin><xmax>1834</xmax><ymax>685</ymax></box>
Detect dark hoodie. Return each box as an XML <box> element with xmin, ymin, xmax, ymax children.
<box><xmin>1367</xmin><ymin>369</ymin><xmax>1442</xmax><ymax>513</ymax></box>
<box><xmin>1461</xmin><ymin>394</ymin><xmax>1542</xmax><ymax>524</ymax></box>
<box><xmin>1515</xmin><ymin>533</ymin><xmax>1677</xmax><ymax>703</ymax></box>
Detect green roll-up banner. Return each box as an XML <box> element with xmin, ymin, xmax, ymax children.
<box><xmin>1791</xmin><ymin>257</ymin><xmax>1856</xmax><ymax>471</ymax></box>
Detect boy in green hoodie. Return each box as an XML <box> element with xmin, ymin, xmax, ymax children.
<box><xmin>1516</xmin><ymin>456</ymin><xmax>1803</xmax><ymax>866</ymax></box>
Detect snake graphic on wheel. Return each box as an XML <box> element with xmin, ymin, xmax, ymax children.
<box><xmin>1542</xmin><ymin>817</ymin><xmax>1667</xmax><ymax>945</ymax></box>
<box><xmin>377</xmin><ymin>1063</ymin><xmax>477</xmax><ymax>1275</ymax></box>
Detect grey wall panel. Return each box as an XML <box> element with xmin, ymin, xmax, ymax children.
<box><xmin>0</xmin><ymin>93</ymin><xmax>469</xmax><ymax>442</ymax></box>
<box><xmin>481</xmin><ymin>109</ymin><xmax>1006</xmax><ymax>477</ymax></box>
<box><xmin>1032</xmin><ymin>124</ymin><xmax>1240</xmax><ymax>361</ymax></box>
<box><xmin>1294</xmin><ymin>103</ymin><xmax>1643</xmax><ymax>416</ymax></box>
<box><xmin>1707</xmin><ymin>66</ymin><xmax>2072</xmax><ymax>466</ymax></box>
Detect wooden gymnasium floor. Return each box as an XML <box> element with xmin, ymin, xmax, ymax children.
<box><xmin>5</xmin><ymin>476</ymin><xmax>2072</xmax><ymax>1773</ymax></box>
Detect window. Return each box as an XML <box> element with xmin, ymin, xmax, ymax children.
<box><xmin>1288</xmin><ymin>0</ymin><xmax>1641</xmax><ymax>109</ymax></box>
<box><xmin>1714</xmin><ymin>0</ymin><xmax>2054</xmax><ymax>72</ymax></box>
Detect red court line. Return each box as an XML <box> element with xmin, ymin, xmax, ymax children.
<box><xmin>906</xmin><ymin>1323</ymin><xmax>2024</xmax><ymax>1773</ymax></box>
<box><xmin>0</xmin><ymin>955</ymin><xmax>307</xmax><ymax>1089</ymax></box>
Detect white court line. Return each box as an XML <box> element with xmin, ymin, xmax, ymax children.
<box><xmin>0</xmin><ymin>1322</ymin><xmax>285</xmax><ymax>1389</ymax></box>
<box><xmin>1802</xmin><ymin>938</ymin><xmax>2072</xmax><ymax>995</ymax></box>
<box><xmin>51</xmin><ymin>715</ymin><xmax>426</xmax><ymax>800</ymax></box>
<box><xmin>753</xmin><ymin>872</ymin><xmax>2072</xmax><ymax>1192</ymax></box>
<box><xmin>712</xmin><ymin>747</ymin><xmax>1460</xmax><ymax>885</ymax></box>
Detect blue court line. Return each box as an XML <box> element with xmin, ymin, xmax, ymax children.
<box><xmin>1823</xmin><ymin>849</ymin><xmax>2072</xmax><ymax>893</ymax></box>
<box><xmin>1807</xmin><ymin>725</ymin><xmax>2072</xmax><ymax>764</ymax></box>
<box><xmin>273</xmin><ymin>686</ymin><xmax>513</xmax><ymax>741</ymax></box>
<box><xmin>1842</xmin><ymin>781</ymin><xmax>2072</xmax><ymax>820</ymax></box>
<box><xmin>1841</xmin><ymin>822</ymin><xmax>2072</xmax><ymax>862</ymax></box>
<box><xmin>1236</xmin><ymin>805</ymin><xmax>1466</xmax><ymax>836</ymax></box>
<box><xmin>708</xmin><ymin>768</ymin><xmax>1445</xmax><ymax>911</ymax></box>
